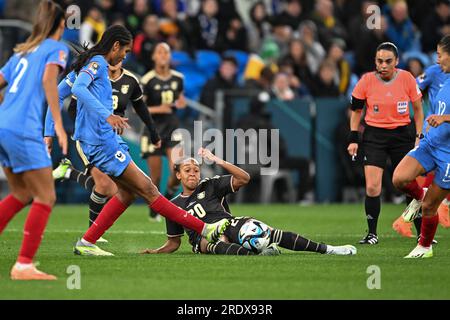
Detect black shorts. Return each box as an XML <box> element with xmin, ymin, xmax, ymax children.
<box><xmin>189</xmin><ymin>217</ymin><xmax>261</xmax><ymax>253</ymax></box>
<box><xmin>362</xmin><ymin>124</ymin><xmax>415</xmax><ymax>169</ymax></box>
<box><xmin>140</xmin><ymin>115</ymin><xmax>182</xmax><ymax>158</ymax></box>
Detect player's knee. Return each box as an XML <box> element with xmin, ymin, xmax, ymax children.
<box><xmin>392</xmin><ymin>172</ymin><xmax>407</xmax><ymax>189</ymax></box>
<box><xmin>11</xmin><ymin>190</ymin><xmax>32</xmax><ymax>205</ymax></box>
<box><xmin>94</xmin><ymin>178</ymin><xmax>117</xmax><ymax>197</ymax></box>
<box><xmin>366</xmin><ymin>184</ymin><xmax>381</xmax><ymax>197</ymax></box>
<box><xmin>35</xmin><ymin>191</ymin><xmax>56</xmax><ymax>207</ymax></box>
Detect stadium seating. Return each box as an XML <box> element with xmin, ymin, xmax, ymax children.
<box><xmin>195</xmin><ymin>50</ymin><xmax>221</xmax><ymax>79</ymax></box>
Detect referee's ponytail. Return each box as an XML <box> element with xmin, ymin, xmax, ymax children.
<box><xmin>438</xmin><ymin>35</ymin><xmax>450</xmax><ymax>54</ymax></box>
<box><xmin>71</xmin><ymin>25</ymin><xmax>132</xmax><ymax>73</ymax></box>
<box><xmin>376</xmin><ymin>42</ymin><xmax>399</xmax><ymax>58</ymax></box>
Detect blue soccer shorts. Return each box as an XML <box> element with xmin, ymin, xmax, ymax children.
<box><xmin>78</xmin><ymin>137</ymin><xmax>131</xmax><ymax>177</ymax></box>
<box><xmin>0</xmin><ymin>129</ymin><xmax>52</xmax><ymax>173</ymax></box>
<box><xmin>407</xmin><ymin>139</ymin><xmax>450</xmax><ymax>190</ymax></box>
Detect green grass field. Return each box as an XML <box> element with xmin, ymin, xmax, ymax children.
<box><xmin>0</xmin><ymin>203</ymin><xmax>449</xmax><ymax>300</ymax></box>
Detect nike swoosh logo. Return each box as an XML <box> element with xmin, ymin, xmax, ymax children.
<box><xmin>187</xmin><ymin>202</ymin><xmax>195</xmax><ymax>208</ymax></box>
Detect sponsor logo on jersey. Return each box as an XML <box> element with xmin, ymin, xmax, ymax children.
<box><xmin>197</xmin><ymin>191</ymin><xmax>206</xmax><ymax>200</ymax></box>
<box><xmin>59</xmin><ymin>50</ymin><xmax>67</xmax><ymax>64</ymax></box>
<box><xmin>171</xmin><ymin>81</ymin><xmax>178</xmax><ymax>90</ymax></box>
<box><xmin>121</xmin><ymin>85</ymin><xmax>129</xmax><ymax>94</ymax></box>
<box><xmin>154</xmin><ymin>84</ymin><xmax>161</xmax><ymax>90</ymax></box>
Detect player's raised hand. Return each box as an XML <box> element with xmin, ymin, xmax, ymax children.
<box><xmin>426</xmin><ymin>115</ymin><xmax>445</xmax><ymax>128</ymax></box>
<box><xmin>198</xmin><ymin>147</ymin><xmax>223</xmax><ymax>164</ymax></box>
<box><xmin>54</xmin><ymin>122</ymin><xmax>68</xmax><ymax>155</ymax></box>
<box><xmin>107</xmin><ymin>114</ymin><xmax>130</xmax><ymax>131</ymax></box>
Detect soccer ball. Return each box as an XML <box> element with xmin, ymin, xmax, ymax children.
<box><xmin>238</xmin><ymin>219</ymin><xmax>271</xmax><ymax>253</ymax></box>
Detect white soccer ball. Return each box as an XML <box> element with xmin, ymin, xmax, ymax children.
<box><xmin>238</xmin><ymin>219</ymin><xmax>271</xmax><ymax>253</ymax></box>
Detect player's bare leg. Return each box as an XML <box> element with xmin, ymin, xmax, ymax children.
<box><xmin>9</xmin><ymin>167</ymin><xmax>57</xmax><ymax>280</ymax></box>
<box><xmin>147</xmin><ymin>155</ymin><xmax>162</xmax><ymax>221</ymax></box>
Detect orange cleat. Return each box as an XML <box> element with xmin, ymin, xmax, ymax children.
<box><xmin>10</xmin><ymin>264</ymin><xmax>57</xmax><ymax>281</ymax></box>
<box><xmin>392</xmin><ymin>216</ymin><xmax>414</xmax><ymax>238</ymax></box>
<box><xmin>438</xmin><ymin>202</ymin><xmax>450</xmax><ymax>228</ymax></box>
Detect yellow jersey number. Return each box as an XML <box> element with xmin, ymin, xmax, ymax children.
<box><xmin>161</xmin><ymin>90</ymin><xmax>174</xmax><ymax>105</ymax></box>
<box><xmin>112</xmin><ymin>95</ymin><xmax>119</xmax><ymax>110</ymax></box>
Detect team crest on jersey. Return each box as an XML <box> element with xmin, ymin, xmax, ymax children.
<box><xmin>197</xmin><ymin>191</ymin><xmax>206</xmax><ymax>200</ymax></box>
<box><xmin>155</xmin><ymin>84</ymin><xmax>161</xmax><ymax>90</ymax></box>
<box><xmin>88</xmin><ymin>62</ymin><xmax>99</xmax><ymax>75</ymax></box>
<box><xmin>397</xmin><ymin>101</ymin><xmax>408</xmax><ymax>114</ymax></box>
<box><xmin>171</xmin><ymin>81</ymin><xmax>178</xmax><ymax>90</ymax></box>
<box><xmin>121</xmin><ymin>85</ymin><xmax>130</xmax><ymax>94</ymax></box>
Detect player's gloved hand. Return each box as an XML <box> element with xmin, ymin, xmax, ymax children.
<box><xmin>44</xmin><ymin>136</ymin><xmax>53</xmax><ymax>154</ymax></box>
<box><xmin>107</xmin><ymin>114</ymin><xmax>130</xmax><ymax>131</ymax></box>
<box><xmin>54</xmin><ymin>122</ymin><xmax>68</xmax><ymax>156</ymax></box>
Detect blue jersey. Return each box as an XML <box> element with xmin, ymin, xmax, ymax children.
<box><xmin>0</xmin><ymin>39</ymin><xmax>68</xmax><ymax>138</ymax></box>
<box><xmin>417</xmin><ymin>64</ymin><xmax>450</xmax><ymax>114</ymax></box>
<box><xmin>425</xmin><ymin>77</ymin><xmax>450</xmax><ymax>153</ymax></box>
<box><xmin>72</xmin><ymin>55</ymin><xmax>114</xmax><ymax>145</ymax></box>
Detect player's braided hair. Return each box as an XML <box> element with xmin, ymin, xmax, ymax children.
<box><xmin>438</xmin><ymin>35</ymin><xmax>450</xmax><ymax>54</ymax></box>
<box><xmin>71</xmin><ymin>25</ymin><xmax>132</xmax><ymax>73</ymax></box>
<box><xmin>376</xmin><ymin>42</ymin><xmax>399</xmax><ymax>58</ymax></box>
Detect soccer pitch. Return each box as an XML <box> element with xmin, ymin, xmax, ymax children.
<box><xmin>0</xmin><ymin>203</ymin><xmax>449</xmax><ymax>300</ymax></box>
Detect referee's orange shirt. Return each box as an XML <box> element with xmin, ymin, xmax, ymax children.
<box><xmin>352</xmin><ymin>69</ymin><xmax>422</xmax><ymax>129</ymax></box>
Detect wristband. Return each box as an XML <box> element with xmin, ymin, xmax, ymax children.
<box><xmin>348</xmin><ymin>131</ymin><xmax>359</xmax><ymax>144</ymax></box>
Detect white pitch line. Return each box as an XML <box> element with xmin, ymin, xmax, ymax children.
<box><xmin>3</xmin><ymin>229</ymin><xmax>166</xmax><ymax>235</ymax></box>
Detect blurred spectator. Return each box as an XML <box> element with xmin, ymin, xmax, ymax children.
<box><xmin>407</xmin><ymin>0</ymin><xmax>433</xmax><ymax>29</ymax></box>
<box><xmin>272</xmin><ymin>0</ymin><xmax>306</xmax><ymax>31</ymax></box>
<box><xmin>224</xmin><ymin>16</ymin><xmax>249</xmax><ymax>52</ymax></box>
<box><xmin>97</xmin><ymin>0</ymin><xmax>116</xmax><ymax>24</ymax></box>
<box><xmin>406</xmin><ymin>57</ymin><xmax>425</xmax><ymax>78</ymax></box>
<box><xmin>126</xmin><ymin>0</ymin><xmax>151</xmax><ymax>36</ymax></box>
<box><xmin>347</xmin><ymin>1</ymin><xmax>378</xmax><ymax>51</ymax></box>
<box><xmin>79</xmin><ymin>5</ymin><xmax>107</xmax><ymax>48</ymax></box>
<box><xmin>159</xmin><ymin>0</ymin><xmax>189</xmax><ymax>50</ymax></box>
<box><xmin>269</xmin><ymin>22</ymin><xmax>293</xmax><ymax>57</ymax></box>
<box><xmin>333</xmin><ymin>0</ymin><xmax>364</xmax><ymax>30</ymax></box>
<box><xmin>421</xmin><ymin>0</ymin><xmax>450</xmax><ymax>54</ymax></box>
<box><xmin>246</xmin><ymin>1</ymin><xmax>272</xmax><ymax>53</ymax></box>
<box><xmin>200</xmin><ymin>56</ymin><xmax>240</xmax><ymax>109</ymax></box>
<box><xmin>308</xmin><ymin>59</ymin><xmax>340</xmax><ymax>97</ymax></box>
<box><xmin>187</xmin><ymin>0</ymin><xmax>224</xmax><ymax>52</ymax></box>
<box><xmin>216</xmin><ymin>0</ymin><xmax>240</xmax><ymax>28</ymax></box>
<box><xmin>384</xmin><ymin>0</ymin><xmax>419</xmax><ymax>54</ymax></box>
<box><xmin>3</xmin><ymin>0</ymin><xmax>39</xmax><ymax>22</ymax></box>
<box><xmin>354</xmin><ymin>15</ymin><xmax>389</xmax><ymax>75</ymax></box>
<box><xmin>245</xmin><ymin>66</ymin><xmax>275</xmax><ymax>92</ymax></box>
<box><xmin>259</xmin><ymin>39</ymin><xmax>281</xmax><ymax>73</ymax></box>
<box><xmin>151</xmin><ymin>0</ymin><xmax>186</xmax><ymax>15</ymax></box>
<box><xmin>310</xmin><ymin>0</ymin><xmax>348</xmax><ymax>50</ymax></box>
<box><xmin>298</xmin><ymin>20</ymin><xmax>326</xmax><ymax>74</ymax></box>
<box><xmin>271</xmin><ymin>72</ymin><xmax>297</xmax><ymax>101</ymax></box>
<box><xmin>133</xmin><ymin>14</ymin><xmax>162</xmax><ymax>71</ymax></box>
<box><xmin>326</xmin><ymin>38</ymin><xmax>351</xmax><ymax>95</ymax></box>
<box><xmin>278</xmin><ymin>60</ymin><xmax>310</xmax><ymax>97</ymax></box>
<box><xmin>280</xmin><ymin>38</ymin><xmax>314</xmax><ymax>89</ymax></box>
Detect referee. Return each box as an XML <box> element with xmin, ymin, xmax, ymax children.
<box><xmin>348</xmin><ymin>42</ymin><xmax>424</xmax><ymax>244</ymax></box>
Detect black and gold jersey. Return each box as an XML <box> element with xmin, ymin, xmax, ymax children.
<box><xmin>166</xmin><ymin>175</ymin><xmax>235</xmax><ymax>238</ymax></box>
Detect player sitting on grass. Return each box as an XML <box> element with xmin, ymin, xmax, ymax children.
<box><xmin>141</xmin><ymin>148</ymin><xmax>357</xmax><ymax>256</ymax></box>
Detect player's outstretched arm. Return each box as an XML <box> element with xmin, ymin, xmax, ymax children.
<box><xmin>198</xmin><ymin>147</ymin><xmax>250</xmax><ymax>191</ymax></box>
<box><xmin>140</xmin><ymin>237</ymin><xmax>181</xmax><ymax>254</ymax></box>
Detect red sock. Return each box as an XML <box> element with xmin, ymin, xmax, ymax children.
<box><xmin>419</xmin><ymin>215</ymin><xmax>439</xmax><ymax>248</ymax></box>
<box><xmin>150</xmin><ymin>195</ymin><xmax>204</xmax><ymax>234</ymax></box>
<box><xmin>17</xmin><ymin>202</ymin><xmax>52</xmax><ymax>264</ymax></box>
<box><xmin>402</xmin><ymin>180</ymin><xmax>424</xmax><ymax>200</ymax></box>
<box><xmin>83</xmin><ymin>196</ymin><xmax>128</xmax><ymax>244</ymax></box>
<box><xmin>0</xmin><ymin>194</ymin><xmax>27</xmax><ymax>234</ymax></box>
<box><xmin>422</xmin><ymin>172</ymin><xmax>435</xmax><ymax>188</ymax></box>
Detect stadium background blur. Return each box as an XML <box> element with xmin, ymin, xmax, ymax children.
<box><xmin>0</xmin><ymin>0</ymin><xmax>446</xmax><ymax>204</ymax></box>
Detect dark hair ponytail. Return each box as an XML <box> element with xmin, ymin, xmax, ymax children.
<box><xmin>376</xmin><ymin>42</ymin><xmax>399</xmax><ymax>58</ymax></box>
<box><xmin>438</xmin><ymin>35</ymin><xmax>450</xmax><ymax>54</ymax></box>
<box><xmin>71</xmin><ymin>25</ymin><xmax>132</xmax><ymax>73</ymax></box>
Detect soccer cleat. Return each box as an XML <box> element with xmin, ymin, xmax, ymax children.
<box><xmin>97</xmin><ymin>236</ymin><xmax>109</xmax><ymax>243</ymax></box>
<box><xmin>73</xmin><ymin>239</ymin><xmax>114</xmax><ymax>256</ymax></box>
<box><xmin>260</xmin><ymin>243</ymin><xmax>281</xmax><ymax>256</ymax></box>
<box><xmin>326</xmin><ymin>244</ymin><xmax>357</xmax><ymax>255</ymax></box>
<box><xmin>359</xmin><ymin>233</ymin><xmax>378</xmax><ymax>245</ymax></box>
<box><xmin>404</xmin><ymin>245</ymin><xmax>433</xmax><ymax>258</ymax></box>
<box><xmin>52</xmin><ymin>158</ymin><xmax>72</xmax><ymax>181</ymax></box>
<box><xmin>202</xmin><ymin>219</ymin><xmax>230</xmax><ymax>243</ymax></box>
<box><xmin>402</xmin><ymin>188</ymin><xmax>427</xmax><ymax>222</ymax></box>
<box><xmin>10</xmin><ymin>264</ymin><xmax>57</xmax><ymax>281</ymax></box>
<box><xmin>438</xmin><ymin>201</ymin><xmax>450</xmax><ymax>228</ymax></box>
<box><xmin>392</xmin><ymin>216</ymin><xmax>414</xmax><ymax>238</ymax></box>
<box><xmin>148</xmin><ymin>214</ymin><xmax>162</xmax><ymax>223</ymax></box>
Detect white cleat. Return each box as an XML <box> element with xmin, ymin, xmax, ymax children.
<box><xmin>402</xmin><ymin>188</ymin><xmax>427</xmax><ymax>222</ymax></box>
<box><xmin>404</xmin><ymin>245</ymin><xmax>433</xmax><ymax>258</ymax></box>
<box><xmin>326</xmin><ymin>245</ymin><xmax>357</xmax><ymax>255</ymax></box>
